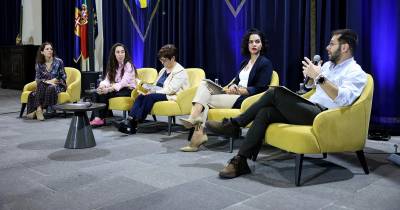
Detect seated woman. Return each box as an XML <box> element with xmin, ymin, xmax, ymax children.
<box><xmin>26</xmin><ymin>42</ymin><xmax>67</xmax><ymax>121</ymax></box>
<box><xmin>179</xmin><ymin>28</ymin><xmax>273</xmax><ymax>152</ymax></box>
<box><xmin>116</xmin><ymin>44</ymin><xmax>189</xmax><ymax>134</ymax></box>
<box><xmin>90</xmin><ymin>43</ymin><xmax>137</xmax><ymax>126</ymax></box>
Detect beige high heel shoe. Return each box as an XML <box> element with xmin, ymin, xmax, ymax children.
<box><xmin>26</xmin><ymin>111</ymin><xmax>36</xmax><ymax>119</ymax></box>
<box><xmin>180</xmin><ymin>133</ymin><xmax>208</xmax><ymax>152</ymax></box>
<box><xmin>179</xmin><ymin>116</ymin><xmax>202</xmax><ymax>129</ymax></box>
<box><xmin>36</xmin><ymin>109</ymin><xmax>45</xmax><ymax>121</ymax></box>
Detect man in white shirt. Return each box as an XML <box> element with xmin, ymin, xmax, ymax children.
<box><xmin>206</xmin><ymin>29</ymin><xmax>367</xmax><ymax>179</ymax></box>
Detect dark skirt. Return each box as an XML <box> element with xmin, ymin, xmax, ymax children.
<box><xmin>26</xmin><ymin>82</ymin><xmax>65</xmax><ymax>114</ymax></box>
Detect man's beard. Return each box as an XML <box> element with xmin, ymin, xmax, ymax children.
<box><xmin>329</xmin><ymin>46</ymin><xmax>341</xmax><ymax>64</ymax></box>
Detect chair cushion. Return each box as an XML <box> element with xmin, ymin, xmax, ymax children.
<box><xmin>151</xmin><ymin>101</ymin><xmax>181</xmax><ymax>116</ymax></box>
<box><xmin>109</xmin><ymin>97</ymin><xmax>134</xmax><ymax>111</ymax></box>
<box><xmin>265</xmin><ymin>123</ymin><xmax>321</xmax><ymax>154</ymax></box>
<box><xmin>207</xmin><ymin>109</ymin><xmax>241</xmax><ymax>122</ymax></box>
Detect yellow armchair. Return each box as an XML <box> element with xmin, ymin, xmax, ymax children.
<box><xmin>206</xmin><ymin>71</ymin><xmax>279</xmax><ymax>152</ymax></box>
<box><xmin>150</xmin><ymin>68</ymin><xmax>205</xmax><ymax>135</ymax></box>
<box><xmin>19</xmin><ymin>67</ymin><xmax>81</xmax><ymax>117</ymax></box>
<box><xmin>108</xmin><ymin>68</ymin><xmax>158</xmax><ymax>118</ymax></box>
<box><xmin>265</xmin><ymin>74</ymin><xmax>374</xmax><ymax>186</ymax></box>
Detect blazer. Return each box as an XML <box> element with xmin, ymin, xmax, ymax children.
<box><xmin>154</xmin><ymin>62</ymin><xmax>189</xmax><ymax>101</ymax></box>
<box><xmin>230</xmin><ymin>55</ymin><xmax>273</xmax><ymax>108</ymax></box>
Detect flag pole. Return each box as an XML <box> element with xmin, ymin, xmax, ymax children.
<box><xmin>87</xmin><ymin>0</ymin><xmax>95</xmax><ymax>72</ymax></box>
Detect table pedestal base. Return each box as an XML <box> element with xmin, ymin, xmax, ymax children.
<box><xmin>65</xmin><ymin>111</ymin><xmax>96</xmax><ymax>149</ymax></box>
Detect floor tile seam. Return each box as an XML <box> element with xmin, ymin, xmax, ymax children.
<box><xmin>319</xmin><ymin>202</ymin><xmax>354</xmax><ymax>210</ymax></box>
<box><xmin>203</xmin><ymin>178</ymin><xmax>271</xmax><ymax>198</ymax></box>
<box><xmin>221</xmin><ymin>202</ymin><xmax>265</xmax><ymax>210</ymax></box>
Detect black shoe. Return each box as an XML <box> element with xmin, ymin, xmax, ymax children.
<box><xmin>206</xmin><ymin>118</ymin><xmax>240</xmax><ymax>138</ymax></box>
<box><xmin>115</xmin><ymin>120</ymin><xmax>137</xmax><ymax>134</ymax></box>
<box><xmin>219</xmin><ymin>155</ymin><xmax>251</xmax><ymax>179</ymax></box>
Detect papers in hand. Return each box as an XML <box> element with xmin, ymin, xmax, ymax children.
<box><xmin>203</xmin><ymin>79</ymin><xmax>225</xmax><ymax>94</ymax></box>
<box><xmin>137</xmin><ymin>83</ymin><xmax>163</xmax><ymax>94</ymax></box>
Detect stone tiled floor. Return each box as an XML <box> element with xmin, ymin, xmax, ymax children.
<box><xmin>0</xmin><ymin>88</ymin><xmax>399</xmax><ymax>210</ymax></box>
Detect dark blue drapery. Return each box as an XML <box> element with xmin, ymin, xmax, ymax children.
<box><xmin>0</xmin><ymin>0</ymin><xmax>21</xmax><ymax>46</ymax></box>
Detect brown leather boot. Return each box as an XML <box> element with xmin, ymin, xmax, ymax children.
<box><xmin>219</xmin><ymin>155</ymin><xmax>251</xmax><ymax>179</ymax></box>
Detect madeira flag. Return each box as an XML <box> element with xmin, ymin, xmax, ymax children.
<box><xmin>74</xmin><ymin>0</ymin><xmax>89</xmax><ymax>63</ymax></box>
<box><xmin>74</xmin><ymin>0</ymin><xmax>98</xmax><ymax>63</ymax></box>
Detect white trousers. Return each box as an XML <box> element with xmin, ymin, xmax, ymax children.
<box><xmin>192</xmin><ymin>81</ymin><xmax>240</xmax><ymax>126</ymax></box>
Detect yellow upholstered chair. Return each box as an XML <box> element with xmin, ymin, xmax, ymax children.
<box><xmin>150</xmin><ymin>68</ymin><xmax>205</xmax><ymax>135</ymax></box>
<box><xmin>265</xmin><ymin>74</ymin><xmax>374</xmax><ymax>186</ymax></box>
<box><xmin>207</xmin><ymin>70</ymin><xmax>279</xmax><ymax>152</ymax></box>
<box><xmin>19</xmin><ymin>67</ymin><xmax>81</xmax><ymax>117</ymax></box>
<box><xmin>108</xmin><ymin>68</ymin><xmax>158</xmax><ymax>118</ymax></box>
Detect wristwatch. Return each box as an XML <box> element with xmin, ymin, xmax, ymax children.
<box><xmin>316</xmin><ymin>75</ymin><xmax>326</xmax><ymax>85</ymax></box>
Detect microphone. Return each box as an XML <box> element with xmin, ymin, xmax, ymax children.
<box><xmin>304</xmin><ymin>55</ymin><xmax>321</xmax><ymax>84</ymax></box>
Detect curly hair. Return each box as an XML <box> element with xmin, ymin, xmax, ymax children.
<box><xmin>36</xmin><ymin>42</ymin><xmax>56</xmax><ymax>64</ymax></box>
<box><xmin>240</xmin><ymin>28</ymin><xmax>268</xmax><ymax>57</ymax></box>
<box><xmin>106</xmin><ymin>43</ymin><xmax>136</xmax><ymax>83</ymax></box>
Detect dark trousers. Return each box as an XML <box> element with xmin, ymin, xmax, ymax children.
<box><xmin>92</xmin><ymin>87</ymin><xmax>132</xmax><ymax>119</ymax></box>
<box><xmin>129</xmin><ymin>93</ymin><xmax>167</xmax><ymax>122</ymax></box>
<box><xmin>235</xmin><ymin>87</ymin><xmax>325</xmax><ymax>159</ymax></box>
<box><xmin>27</xmin><ymin>82</ymin><xmax>59</xmax><ymax>114</ymax></box>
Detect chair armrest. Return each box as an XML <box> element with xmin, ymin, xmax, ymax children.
<box><xmin>23</xmin><ymin>81</ymin><xmax>37</xmax><ymax>92</ymax></box>
<box><xmin>301</xmin><ymin>89</ymin><xmax>315</xmax><ymax>99</ymax></box>
<box><xmin>240</xmin><ymin>92</ymin><xmax>264</xmax><ymax>112</ymax></box>
<box><xmin>176</xmin><ymin>86</ymin><xmax>197</xmax><ymax>114</ymax></box>
<box><xmin>312</xmin><ymin>103</ymin><xmax>367</xmax><ymax>152</ymax></box>
<box><xmin>130</xmin><ymin>89</ymin><xmax>139</xmax><ymax>100</ymax></box>
<box><xmin>66</xmin><ymin>78</ymin><xmax>81</xmax><ymax>102</ymax></box>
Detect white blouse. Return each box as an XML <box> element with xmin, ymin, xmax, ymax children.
<box><xmin>238</xmin><ymin>68</ymin><xmax>251</xmax><ymax>87</ymax></box>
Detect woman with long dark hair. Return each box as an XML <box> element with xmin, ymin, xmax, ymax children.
<box><xmin>90</xmin><ymin>43</ymin><xmax>137</xmax><ymax>127</ymax></box>
<box><xmin>26</xmin><ymin>42</ymin><xmax>67</xmax><ymax>121</ymax></box>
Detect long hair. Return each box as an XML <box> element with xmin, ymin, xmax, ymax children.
<box><xmin>36</xmin><ymin>42</ymin><xmax>56</xmax><ymax>64</ymax></box>
<box><xmin>105</xmin><ymin>43</ymin><xmax>136</xmax><ymax>83</ymax></box>
<box><xmin>240</xmin><ymin>28</ymin><xmax>268</xmax><ymax>57</ymax></box>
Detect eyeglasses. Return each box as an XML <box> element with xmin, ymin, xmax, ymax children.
<box><xmin>159</xmin><ymin>58</ymin><xmax>170</xmax><ymax>64</ymax></box>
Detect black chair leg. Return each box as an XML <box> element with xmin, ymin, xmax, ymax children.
<box><xmin>172</xmin><ymin>116</ymin><xmax>176</xmax><ymax>125</ymax></box>
<box><xmin>20</xmin><ymin>103</ymin><xmax>26</xmax><ymax>118</ymax></box>
<box><xmin>152</xmin><ymin>115</ymin><xmax>157</xmax><ymax>121</ymax></box>
<box><xmin>229</xmin><ymin>137</ymin><xmax>234</xmax><ymax>153</ymax></box>
<box><xmin>322</xmin><ymin>153</ymin><xmax>327</xmax><ymax>159</ymax></box>
<box><xmin>167</xmin><ymin>116</ymin><xmax>172</xmax><ymax>136</ymax></box>
<box><xmin>356</xmin><ymin>150</ymin><xmax>369</xmax><ymax>174</ymax></box>
<box><xmin>295</xmin><ymin>154</ymin><xmax>304</xmax><ymax>186</ymax></box>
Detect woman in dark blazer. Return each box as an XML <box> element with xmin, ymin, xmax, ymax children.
<box><xmin>179</xmin><ymin>28</ymin><xmax>273</xmax><ymax>152</ymax></box>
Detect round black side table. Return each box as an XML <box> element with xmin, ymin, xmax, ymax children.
<box><xmin>54</xmin><ymin>103</ymin><xmax>106</xmax><ymax>149</ymax></box>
